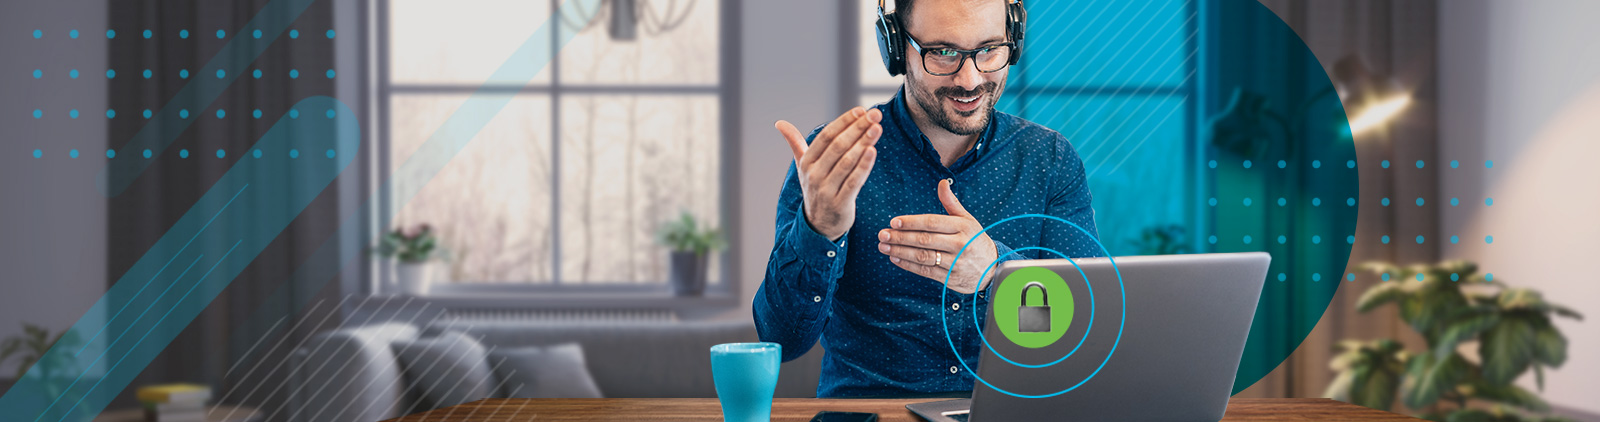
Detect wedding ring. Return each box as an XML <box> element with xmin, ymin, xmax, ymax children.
<box><xmin>935</xmin><ymin>252</ymin><xmax>942</xmax><ymax>267</ymax></box>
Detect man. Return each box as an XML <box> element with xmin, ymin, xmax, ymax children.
<box><xmin>753</xmin><ymin>0</ymin><xmax>1101</xmax><ymax>397</ymax></box>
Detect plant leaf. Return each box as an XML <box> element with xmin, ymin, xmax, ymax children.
<box><xmin>1473</xmin><ymin>381</ymin><xmax>1550</xmax><ymax>412</ymax></box>
<box><xmin>1351</xmin><ymin>364</ymin><xmax>1400</xmax><ymax>411</ymax></box>
<box><xmin>1434</xmin><ymin>312</ymin><xmax>1500</xmax><ymax>359</ymax></box>
<box><xmin>1445</xmin><ymin>409</ymin><xmax>1497</xmax><ymax>422</ymax></box>
<box><xmin>1480</xmin><ymin>315</ymin><xmax>1538</xmax><ymax>385</ymax></box>
<box><xmin>1404</xmin><ymin>352</ymin><xmax>1467</xmax><ymax>409</ymax></box>
<box><xmin>1357</xmin><ymin>282</ymin><xmax>1408</xmax><ymax>313</ymax></box>
<box><xmin>1532</xmin><ymin>323</ymin><xmax>1567</xmax><ymax>367</ymax></box>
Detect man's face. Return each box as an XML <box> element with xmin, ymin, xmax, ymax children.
<box><xmin>904</xmin><ymin>0</ymin><xmax>1011</xmax><ymax>136</ymax></box>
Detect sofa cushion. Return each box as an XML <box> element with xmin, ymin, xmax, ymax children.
<box><xmin>488</xmin><ymin>343</ymin><xmax>604</xmax><ymax>398</ymax></box>
<box><xmin>391</xmin><ymin>331</ymin><xmax>497</xmax><ymax>409</ymax></box>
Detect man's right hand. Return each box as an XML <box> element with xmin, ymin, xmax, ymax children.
<box><xmin>775</xmin><ymin>107</ymin><xmax>884</xmax><ymax>242</ymax></box>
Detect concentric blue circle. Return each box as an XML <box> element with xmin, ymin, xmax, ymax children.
<box><xmin>941</xmin><ymin>213</ymin><xmax>1125</xmax><ymax>399</ymax></box>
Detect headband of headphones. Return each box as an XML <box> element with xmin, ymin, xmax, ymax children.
<box><xmin>875</xmin><ymin>0</ymin><xmax>1027</xmax><ymax>77</ymax></box>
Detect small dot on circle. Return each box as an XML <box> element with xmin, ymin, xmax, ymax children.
<box><xmin>1416</xmin><ymin>274</ymin><xmax>1425</xmax><ymax>281</ymax></box>
<box><xmin>69</xmin><ymin>69</ymin><xmax>79</xmax><ymax>78</ymax></box>
<box><xmin>1347</xmin><ymin>198</ymin><xmax>1356</xmax><ymax>206</ymax></box>
<box><xmin>325</xmin><ymin>109</ymin><xmax>336</xmax><ymax>118</ymax></box>
<box><xmin>289</xmin><ymin>69</ymin><xmax>299</xmax><ymax>78</ymax></box>
<box><xmin>1451</xmin><ymin>198</ymin><xmax>1460</xmax><ymax>206</ymax></box>
<box><xmin>289</xmin><ymin>109</ymin><xmax>300</xmax><ymax>118</ymax></box>
<box><xmin>143</xmin><ymin>69</ymin><xmax>152</xmax><ymax>78</ymax></box>
<box><xmin>105</xmin><ymin>109</ymin><xmax>115</xmax><ymax>118</ymax></box>
<box><xmin>1347</xmin><ymin>273</ymin><xmax>1356</xmax><ymax>281</ymax></box>
<box><xmin>106</xmin><ymin>69</ymin><xmax>116</xmax><ymax>78</ymax></box>
<box><xmin>1382</xmin><ymin>273</ymin><xmax>1391</xmax><ymax>281</ymax></box>
<box><xmin>252</xmin><ymin>69</ymin><xmax>262</xmax><ymax>79</ymax></box>
<box><xmin>1485</xmin><ymin>273</ymin><xmax>1494</xmax><ymax>281</ymax></box>
<box><xmin>252</xmin><ymin>109</ymin><xmax>262</xmax><ymax>119</ymax></box>
<box><xmin>32</xmin><ymin>30</ymin><xmax>42</xmax><ymax>39</ymax></box>
<box><xmin>1451</xmin><ymin>273</ymin><xmax>1460</xmax><ymax>281</ymax></box>
<box><xmin>143</xmin><ymin>30</ymin><xmax>152</xmax><ymax>39</ymax></box>
<box><xmin>216</xmin><ymin>69</ymin><xmax>226</xmax><ymax>79</ymax></box>
<box><xmin>1208</xmin><ymin>197</ymin><xmax>1217</xmax><ymax>206</ymax></box>
<box><xmin>326</xmin><ymin>69</ymin><xmax>336</xmax><ymax>78</ymax></box>
<box><xmin>1312</xmin><ymin>198</ymin><xmax>1321</xmax><ymax>206</ymax></box>
<box><xmin>1346</xmin><ymin>235</ymin><xmax>1355</xmax><ymax>244</ymax></box>
<box><xmin>179</xmin><ymin>109</ymin><xmax>189</xmax><ymax>118</ymax></box>
<box><xmin>142</xmin><ymin>109</ymin><xmax>152</xmax><ymax>118</ymax></box>
<box><xmin>180</xmin><ymin>69</ymin><xmax>189</xmax><ymax>78</ymax></box>
<box><xmin>32</xmin><ymin>69</ymin><xmax>42</xmax><ymax>78</ymax></box>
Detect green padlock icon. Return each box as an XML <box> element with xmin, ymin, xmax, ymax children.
<box><xmin>1017</xmin><ymin>282</ymin><xmax>1051</xmax><ymax>333</ymax></box>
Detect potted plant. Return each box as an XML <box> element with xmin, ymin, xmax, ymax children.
<box><xmin>656</xmin><ymin>211</ymin><xmax>725</xmax><ymax>296</ymax></box>
<box><xmin>376</xmin><ymin>224</ymin><xmax>441</xmax><ymax>295</ymax></box>
<box><xmin>1</xmin><ymin>323</ymin><xmax>90</xmax><ymax>415</ymax></box>
<box><xmin>1325</xmin><ymin>260</ymin><xmax>1584</xmax><ymax>422</ymax></box>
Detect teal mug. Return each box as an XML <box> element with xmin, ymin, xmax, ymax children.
<box><xmin>710</xmin><ymin>342</ymin><xmax>781</xmax><ymax>422</ymax></box>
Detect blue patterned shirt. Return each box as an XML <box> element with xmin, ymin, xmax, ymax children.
<box><xmin>753</xmin><ymin>89</ymin><xmax>1103</xmax><ymax>397</ymax></box>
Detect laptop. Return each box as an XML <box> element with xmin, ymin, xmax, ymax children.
<box><xmin>907</xmin><ymin>252</ymin><xmax>1270</xmax><ymax>422</ymax></box>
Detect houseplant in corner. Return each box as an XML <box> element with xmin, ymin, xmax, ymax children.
<box><xmin>1325</xmin><ymin>260</ymin><xmax>1583</xmax><ymax>422</ymax></box>
<box><xmin>376</xmin><ymin>224</ymin><xmax>442</xmax><ymax>295</ymax></box>
<box><xmin>0</xmin><ymin>323</ymin><xmax>90</xmax><ymax>416</ymax></box>
<box><xmin>657</xmin><ymin>211</ymin><xmax>725</xmax><ymax>296</ymax></box>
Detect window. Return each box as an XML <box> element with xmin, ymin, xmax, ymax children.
<box><xmin>856</xmin><ymin>0</ymin><xmax>1200</xmax><ymax>256</ymax></box>
<box><xmin>377</xmin><ymin>0</ymin><xmax>728</xmax><ymax>289</ymax></box>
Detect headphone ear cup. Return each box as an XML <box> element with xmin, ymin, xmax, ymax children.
<box><xmin>875</xmin><ymin>11</ymin><xmax>905</xmax><ymax>76</ymax></box>
<box><xmin>1008</xmin><ymin>1</ymin><xmax>1026</xmax><ymax>65</ymax></box>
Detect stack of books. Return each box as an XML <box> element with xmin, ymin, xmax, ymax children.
<box><xmin>135</xmin><ymin>384</ymin><xmax>211</xmax><ymax>422</ymax></box>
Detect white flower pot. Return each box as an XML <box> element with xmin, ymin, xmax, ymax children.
<box><xmin>395</xmin><ymin>262</ymin><xmax>433</xmax><ymax>296</ymax></box>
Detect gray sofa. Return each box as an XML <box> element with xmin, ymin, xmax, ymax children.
<box><xmin>288</xmin><ymin>319</ymin><xmax>823</xmax><ymax>422</ymax></box>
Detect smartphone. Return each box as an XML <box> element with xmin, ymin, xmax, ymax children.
<box><xmin>810</xmin><ymin>411</ymin><xmax>879</xmax><ymax>422</ymax></box>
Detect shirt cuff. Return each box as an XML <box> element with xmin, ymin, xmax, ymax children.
<box><xmin>790</xmin><ymin>206</ymin><xmax>849</xmax><ymax>280</ymax></box>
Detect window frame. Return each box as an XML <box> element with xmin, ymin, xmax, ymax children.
<box><xmin>366</xmin><ymin>0</ymin><xmax>742</xmax><ymax>304</ymax></box>
<box><xmin>846</xmin><ymin>0</ymin><xmax>1208</xmax><ymax>256</ymax></box>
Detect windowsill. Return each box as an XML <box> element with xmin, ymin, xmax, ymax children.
<box><xmin>376</xmin><ymin>288</ymin><xmax>739</xmax><ymax>311</ymax></box>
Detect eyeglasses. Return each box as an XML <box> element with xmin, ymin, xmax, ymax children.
<box><xmin>905</xmin><ymin>34</ymin><xmax>1015</xmax><ymax>76</ymax></box>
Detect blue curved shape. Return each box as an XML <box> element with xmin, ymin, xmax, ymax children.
<box><xmin>0</xmin><ymin>96</ymin><xmax>360</xmax><ymax>422</ymax></box>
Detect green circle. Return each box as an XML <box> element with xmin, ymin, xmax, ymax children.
<box><xmin>992</xmin><ymin>266</ymin><xmax>1074</xmax><ymax>348</ymax></box>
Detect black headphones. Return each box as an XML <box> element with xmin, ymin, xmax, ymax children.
<box><xmin>875</xmin><ymin>0</ymin><xmax>1027</xmax><ymax>77</ymax></box>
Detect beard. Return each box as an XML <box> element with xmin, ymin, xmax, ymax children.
<box><xmin>908</xmin><ymin>76</ymin><xmax>1002</xmax><ymax>136</ymax></box>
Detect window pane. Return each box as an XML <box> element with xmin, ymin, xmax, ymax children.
<box><xmin>389</xmin><ymin>93</ymin><xmax>554</xmax><ymax>283</ymax></box>
<box><xmin>558</xmin><ymin>0</ymin><xmax>719</xmax><ymax>85</ymax></box>
<box><xmin>390</xmin><ymin>0</ymin><xmax>554</xmax><ymax>85</ymax></box>
<box><xmin>1007</xmin><ymin>95</ymin><xmax>1189</xmax><ymax>256</ymax></box>
<box><xmin>1016</xmin><ymin>0</ymin><xmax>1192</xmax><ymax>87</ymax></box>
<box><xmin>558</xmin><ymin>95</ymin><xmax>721</xmax><ymax>284</ymax></box>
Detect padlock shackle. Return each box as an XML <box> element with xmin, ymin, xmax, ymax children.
<box><xmin>1021</xmin><ymin>281</ymin><xmax>1048</xmax><ymax>306</ymax></box>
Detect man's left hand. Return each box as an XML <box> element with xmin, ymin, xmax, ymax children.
<box><xmin>877</xmin><ymin>179</ymin><xmax>997</xmax><ymax>294</ymax></box>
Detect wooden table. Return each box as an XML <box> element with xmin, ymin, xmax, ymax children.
<box><xmin>383</xmin><ymin>398</ymin><xmax>1419</xmax><ymax>421</ymax></box>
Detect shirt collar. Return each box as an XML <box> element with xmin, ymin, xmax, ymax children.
<box><xmin>887</xmin><ymin>87</ymin><xmax>1000</xmax><ymax>172</ymax></box>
